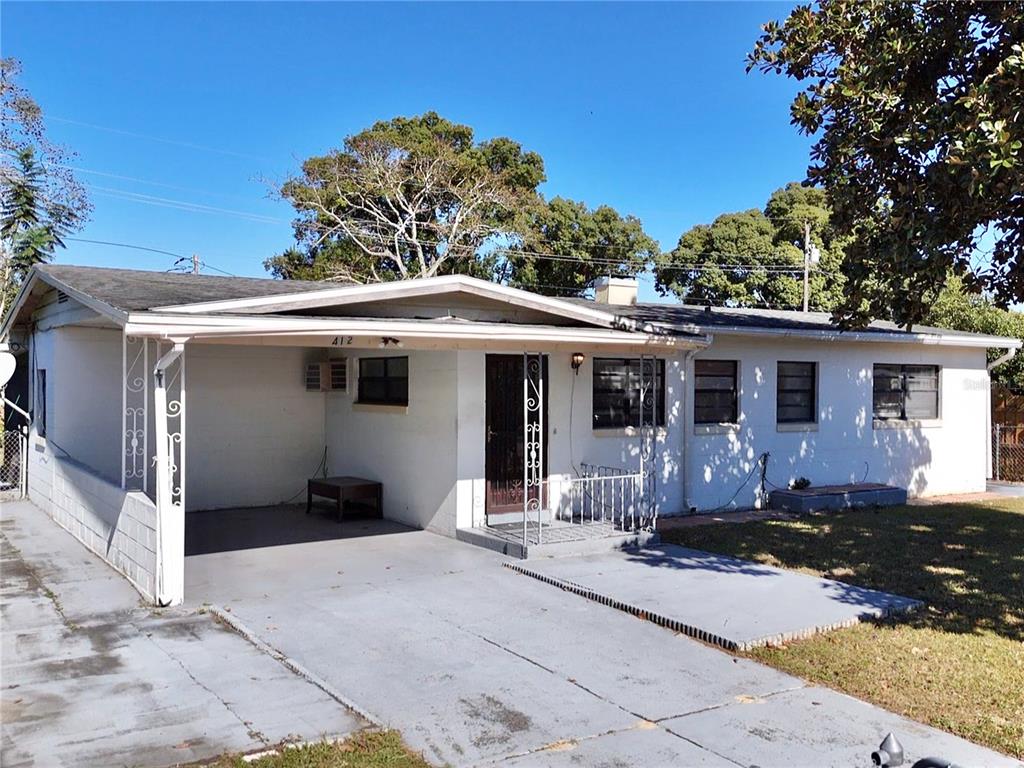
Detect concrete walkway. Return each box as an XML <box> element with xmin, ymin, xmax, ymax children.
<box><xmin>1</xmin><ymin>500</ymin><xmax>367</xmax><ymax>768</ymax></box>
<box><xmin>186</xmin><ymin>525</ymin><xmax>1020</xmax><ymax>767</ymax></box>
<box><xmin>508</xmin><ymin>544</ymin><xmax>921</xmax><ymax>650</ymax></box>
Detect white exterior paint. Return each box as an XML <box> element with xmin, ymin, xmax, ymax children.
<box><xmin>185</xmin><ymin>343</ymin><xmax>327</xmax><ymax>510</ymax></box>
<box><xmin>685</xmin><ymin>336</ymin><xmax>991</xmax><ymax>511</ymax></box>
<box><xmin>8</xmin><ymin>271</ymin><xmax>1010</xmax><ymax>607</ymax></box>
<box><xmin>324</xmin><ymin>350</ymin><xmax>460</xmax><ymax>534</ymax></box>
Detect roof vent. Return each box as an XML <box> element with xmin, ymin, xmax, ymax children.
<box><xmin>593</xmin><ymin>276</ymin><xmax>638</xmax><ymax>306</ymax></box>
<box><xmin>57</xmin><ymin>290</ymin><xmax>69</xmax><ymax>304</ymax></box>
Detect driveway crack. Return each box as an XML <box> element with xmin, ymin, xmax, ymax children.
<box><xmin>146</xmin><ymin>619</ymin><xmax>268</xmax><ymax>746</ymax></box>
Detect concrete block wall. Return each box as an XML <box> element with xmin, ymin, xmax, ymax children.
<box><xmin>27</xmin><ymin>440</ymin><xmax>157</xmax><ymax>601</ymax></box>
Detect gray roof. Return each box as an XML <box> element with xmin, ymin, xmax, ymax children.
<box><xmin>23</xmin><ymin>264</ymin><xmax>1016</xmax><ymax>346</ymax></box>
<box><xmin>565</xmin><ymin>298</ymin><xmax>1007</xmax><ymax>341</ymax></box>
<box><xmin>37</xmin><ymin>264</ymin><xmax>345</xmax><ymax>312</ymax></box>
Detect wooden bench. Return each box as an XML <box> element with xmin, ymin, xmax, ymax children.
<box><xmin>306</xmin><ymin>476</ymin><xmax>383</xmax><ymax>522</ymax></box>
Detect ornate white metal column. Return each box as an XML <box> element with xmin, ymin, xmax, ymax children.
<box><xmin>153</xmin><ymin>340</ymin><xmax>186</xmax><ymax>606</ymax></box>
<box><xmin>522</xmin><ymin>352</ymin><xmax>544</xmax><ymax>547</ymax></box>
<box><xmin>638</xmin><ymin>355</ymin><xmax>658</xmax><ymax>530</ymax></box>
<box><xmin>122</xmin><ymin>334</ymin><xmax>148</xmax><ymax>492</ymax></box>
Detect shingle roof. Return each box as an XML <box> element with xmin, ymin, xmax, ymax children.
<box><xmin>37</xmin><ymin>264</ymin><xmax>345</xmax><ymax>312</ymax></box>
<box><xmin>563</xmin><ymin>298</ymin><xmax>1011</xmax><ymax>342</ymax></box>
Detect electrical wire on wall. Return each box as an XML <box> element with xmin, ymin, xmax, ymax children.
<box><xmin>279</xmin><ymin>446</ymin><xmax>329</xmax><ymax>505</ymax></box>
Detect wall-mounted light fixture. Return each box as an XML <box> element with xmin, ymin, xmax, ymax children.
<box><xmin>571</xmin><ymin>352</ymin><xmax>585</xmax><ymax>375</ymax></box>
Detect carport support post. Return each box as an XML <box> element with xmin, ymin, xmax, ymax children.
<box><xmin>154</xmin><ymin>340</ymin><xmax>186</xmax><ymax>606</ymax></box>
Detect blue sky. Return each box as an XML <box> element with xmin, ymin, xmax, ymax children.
<box><xmin>5</xmin><ymin>1</ymin><xmax>810</xmax><ymax>302</ymax></box>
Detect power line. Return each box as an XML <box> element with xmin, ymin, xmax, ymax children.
<box><xmin>81</xmin><ymin>182</ymin><xmax>843</xmax><ymax>270</ymax></box>
<box><xmin>50</xmin><ymin>116</ymin><xmax>274</xmax><ymax>163</ymax></box>
<box><xmin>66</xmin><ymin>236</ymin><xmax>186</xmax><ymax>260</ymax></box>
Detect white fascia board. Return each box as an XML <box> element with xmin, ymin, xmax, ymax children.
<box><xmin>148</xmin><ymin>273</ymin><xmax>674</xmax><ymax>334</ymax></box>
<box><xmin>0</xmin><ymin>269</ymin><xmax>127</xmax><ymax>338</ymax></box>
<box><xmin>694</xmin><ymin>324</ymin><xmax>1022</xmax><ymax>349</ymax></box>
<box><xmin>124</xmin><ymin>311</ymin><xmax>709</xmax><ymax>349</ymax></box>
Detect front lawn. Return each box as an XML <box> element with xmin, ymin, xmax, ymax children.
<box><xmin>660</xmin><ymin>499</ymin><xmax>1024</xmax><ymax>759</ymax></box>
<box><xmin>198</xmin><ymin>731</ymin><xmax>432</xmax><ymax>768</ymax></box>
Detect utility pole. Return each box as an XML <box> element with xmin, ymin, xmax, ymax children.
<box><xmin>191</xmin><ymin>254</ymin><xmax>200</xmax><ymax>274</ymax></box>
<box><xmin>803</xmin><ymin>221</ymin><xmax>811</xmax><ymax>313</ymax></box>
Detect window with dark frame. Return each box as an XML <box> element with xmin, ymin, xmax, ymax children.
<box><xmin>694</xmin><ymin>359</ymin><xmax>738</xmax><ymax>425</ymax></box>
<box><xmin>592</xmin><ymin>358</ymin><xmax>666</xmax><ymax>429</ymax></box>
<box><xmin>36</xmin><ymin>369</ymin><xmax>47</xmax><ymax>438</ymax></box>
<box><xmin>873</xmin><ymin>364</ymin><xmax>939</xmax><ymax>421</ymax></box>
<box><xmin>357</xmin><ymin>356</ymin><xmax>409</xmax><ymax>406</ymax></box>
<box><xmin>776</xmin><ymin>361</ymin><xmax>817</xmax><ymax>424</ymax></box>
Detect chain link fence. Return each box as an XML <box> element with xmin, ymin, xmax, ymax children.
<box><xmin>992</xmin><ymin>424</ymin><xmax>1024</xmax><ymax>482</ymax></box>
<box><xmin>0</xmin><ymin>429</ymin><xmax>27</xmax><ymax>498</ymax></box>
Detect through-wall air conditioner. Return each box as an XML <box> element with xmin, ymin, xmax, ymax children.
<box><xmin>305</xmin><ymin>359</ymin><xmax>348</xmax><ymax>392</ymax></box>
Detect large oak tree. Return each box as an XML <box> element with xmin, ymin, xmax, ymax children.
<box><xmin>272</xmin><ymin>112</ymin><xmax>656</xmax><ymax>294</ymax></box>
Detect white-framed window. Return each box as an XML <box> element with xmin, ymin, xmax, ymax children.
<box><xmin>358</xmin><ymin>356</ymin><xmax>409</xmax><ymax>406</ymax></box>
<box><xmin>694</xmin><ymin>359</ymin><xmax>738</xmax><ymax>424</ymax></box>
<box><xmin>776</xmin><ymin>361</ymin><xmax>817</xmax><ymax>424</ymax></box>
<box><xmin>873</xmin><ymin>364</ymin><xmax>939</xmax><ymax>420</ymax></box>
<box><xmin>592</xmin><ymin>358</ymin><xmax>665</xmax><ymax>429</ymax></box>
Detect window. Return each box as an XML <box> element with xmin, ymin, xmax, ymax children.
<box><xmin>694</xmin><ymin>360</ymin><xmax>738</xmax><ymax>424</ymax></box>
<box><xmin>776</xmin><ymin>361</ymin><xmax>817</xmax><ymax>424</ymax></box>
<box><xmin>35</xmin><ymin>369</ymin><xmax>47</xmax><ymax>438</ymax></box>
<box><xmin>358</xmin><ymin>356</ymin><xmax>408</xmax><ymax>406</ymax></box>
<box><xmin>873</xmin><ymin>364</ymin><xmax>939</xmax><ymax>421</ymax></box>
<box><xmin>592</xmin><ymin>358</ymin><xmax>665</xmax><ymax>429</ymax></box>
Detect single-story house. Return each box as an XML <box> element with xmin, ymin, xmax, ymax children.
<box><xmin>1</xmin><ymin>265</ymin><xmax>1018</xmax><ymax>606</ymax></box>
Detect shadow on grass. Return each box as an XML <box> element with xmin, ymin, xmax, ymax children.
<box><xmin>661</xmin><ymin>501</ymin><xmax>1024</xmax><ymax>642</ymax></box>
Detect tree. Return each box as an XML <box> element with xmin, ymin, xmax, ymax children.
<box><xmin>277</xmin><ymin>112</ymin><xmax>545</xmax><ymax>284</ymax></box>
<box><xmin>1</xmin><ymin>58</ymin><xmax>90</xmax><ymax>319</ymax></box>
<box><xmin>652</xmin><ymin>182</ymin><xmax>846</xmax><ymax>310</ymax></box>
<box><xmin>925</xmin><ymin>275</ymin><xmax>1024</xmax><ymax>390</ymax></box>
<box><xmin>749</xmin><ymin>2</ymin><xmax>1024</xmax><ymax>329</ymax></box>
<box><xmin>502</xmin><ymin>197</ymin><xmax>658</xmax><ymax>296</ymax></box>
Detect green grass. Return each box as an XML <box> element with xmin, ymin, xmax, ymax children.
<box><xmin>199</xmin><ymin>731</ymin><xmax>434</xmax><ymax>768</ymax></box>
<box><xmin>660</xmin><ymin>499</ymin><xmax>1024</xmax><ymax>759</ymax></box>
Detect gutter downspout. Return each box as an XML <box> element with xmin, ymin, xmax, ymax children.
<box><xmin>680</xmin><ymin>346</ymin><xmax>700</xmax><ymax>514</ymax></box>
<box><xmin>987</xmin><ymin>347</ymin><xmax>1018</xmax><ymax>373</ymax></box>
<box><xmin>986</xmin><ymin>347</ymin><xmax>1018</xmax><ymax>482</ymax></box>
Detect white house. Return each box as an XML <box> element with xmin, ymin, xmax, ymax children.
<box><xmin>1</xmin><ymin>264</ymin><xmax>1018</xmax><ymax>606</ymax></box>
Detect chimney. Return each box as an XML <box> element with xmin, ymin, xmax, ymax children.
<box><xmin>593</xmin><ymin>276</ymin><xmax>638</xmax><ymax>306</ymax></box>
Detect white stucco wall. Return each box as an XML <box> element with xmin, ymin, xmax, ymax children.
<box><xmin>184</xmin><ymin>344</ymin><xmax>328</xmax><ymax>510</ymax></box>
<box><xmin>324</xmin><ymin>350</ymin><xmax>459</xmax><ymax>534</ymax></box>
<box><xmin>545</xmin><ymin>351</ymin><xmax>686</xmax><ymax>516</ymax></box>
<box><xmin>685</xmin><ymin>336</ymin><xmax>990</xmax><ymax>511</ymax></box>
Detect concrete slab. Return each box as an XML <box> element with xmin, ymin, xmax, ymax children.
<box><xmin>497</xmin><ymin>723</ymin><xmax>738</xmax><ymax>767</ymax></box>
<box><xmin>508</xmin><ymin>543</ymin><xmax>922</xmax><ymax>650</ymax></box>
<box><xmin>1</xmin><ymin>500</ymin><xmax>367</xmax><ymax>768</ymax></box>
<box><xmin>664</xmin><ymin>686</ymin><xmax>1017</xmax><ymax>768</ymax></box>
<box><xmin>769</xmin><ymin>482</ymin><xmax>907</xmax><ymax>513</ymax></box>
<box><xmin>186</xmin><ymin>524</ymin><xmax>1019</xmax><ymax>768</ymax></box>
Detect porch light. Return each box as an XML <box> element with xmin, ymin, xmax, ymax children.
<box><xmin>571</xmin><ymin>352</ymin><xmax>585</xmax><ymax>374</ymax></box>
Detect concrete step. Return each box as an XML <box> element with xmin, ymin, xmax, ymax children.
<box><xmin>455</xmin><ymin>525</ymin><xmax>659</xmax><ymax>560</ymax></box>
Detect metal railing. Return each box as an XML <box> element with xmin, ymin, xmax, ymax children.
<box><xmin>557</xmin><ymin>463</ymin><xmax>645</xmax><ymax>527</ymax></box>
<box><xmin>0</xmin><ymin>428</ymin><xmax>28</xmax><ymax>498</ymax></box>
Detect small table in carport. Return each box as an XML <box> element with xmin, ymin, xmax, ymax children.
<box><xmin>306</xmin><ymin>476</ymin><xmax>383</xmax><ymax>522</ymax></box>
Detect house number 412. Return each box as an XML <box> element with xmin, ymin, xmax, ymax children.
<box><xmin>331</xmin><ymin>336</ymin><xmax>354</xmax><ymax>346</ymax></box>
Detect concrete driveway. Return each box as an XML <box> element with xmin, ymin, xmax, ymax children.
<box><xmin>1</xmin><ymin>501</ymin><xmax>366</xmax><ymax>768</ymax></box>
<box><xmin>186</xmin><ymin>526</ymin><xmax>1021</xmax><ymax>767</ymax></box>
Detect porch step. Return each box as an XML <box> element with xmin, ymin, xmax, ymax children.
<box><xmin>455</xmin><ymin>525</ymin><xmax>659</xmax><ymax>560</ymax></box>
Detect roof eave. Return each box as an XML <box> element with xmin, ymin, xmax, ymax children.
<box><xmin>1</xmin><ymin>267</ymin><xmax>128</xmax><ymax>339</ymax></box>
<box><xmin>690</xmin><ymin>323</ymin><xmax>1022</xmax><ymax>349</ymax></box>
<box><xmin>148</xmin><ymin>274</ymin><xmax>653</xmax><ymax>333</ymax></box>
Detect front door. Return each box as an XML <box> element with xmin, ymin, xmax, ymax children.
<box><xmin>485</xmin><ymin>354</ymin><xmax>547</xmax><ymax>515</ymax></box>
